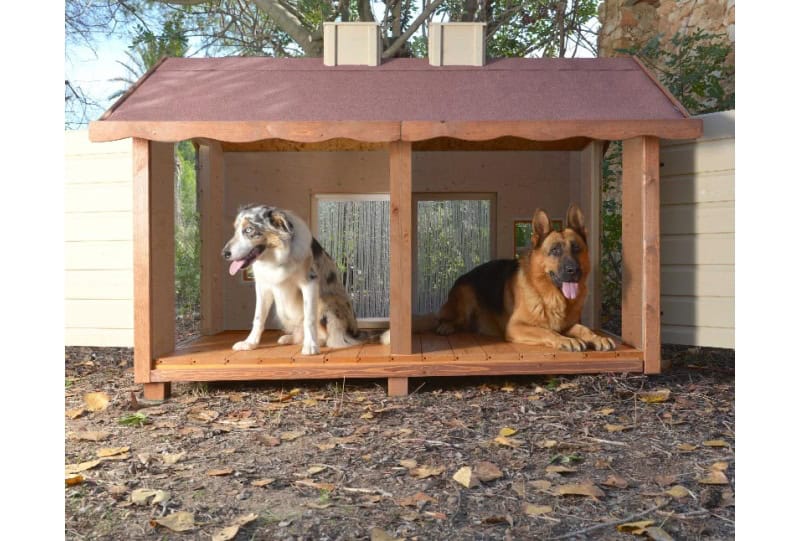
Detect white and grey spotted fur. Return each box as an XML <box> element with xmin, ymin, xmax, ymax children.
<box><xmin>222</xmin><ymin>204</ymin><xmax>361</xmax><ymax>355</ymax></box>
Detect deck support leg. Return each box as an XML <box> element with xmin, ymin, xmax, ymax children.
<box><xmin>387</xmin><ymin>377</ymin><xmax>409</xmax><ymax>396</ymax></box>
<box><xmin>143</xmin><ymin>383</ymin><xmax>171</xmax><ymax>401</ymax></box>
<box><xmin>621</xmin><ymin>136</ymin><xmax>662</xmax><ymax>373</ymax></box>
<box><xmin>133</xmin><ymin>139</ymin><xmax>176</xmax><ymax>391</ymax></box>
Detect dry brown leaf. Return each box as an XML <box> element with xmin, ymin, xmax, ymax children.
<box><xmin>280</xmin><ymin>430</ymin><xmax>304</xmax><ymax>441</ymax></box>
<box><xmin>605</xmin><ymin>424</ymin><xmax>633</xmax><ymax>433</ymax></box>
<box><xmin>307</xmin><ymin>465</ymin><xmax>327</xmax><ymax>475</ymax></box>
<box><xmin>554</xmin><ymin>482</ymin><xmax>605</xmax><ymax>500</ymax></box>
<box><xmin>65</xmin><ymin>459</ymin><xmax>103</xmax><ymax>475</ymax></box>
<box><xmin>162</xmin><ymin>452</ymin><xmax>186</xmax><ymax>465</ymax></box>
<box><xmin>410</xmin><ymin>465</ymin><xmax>445</xmax><ymax>479</ymax></box>
<box><xmin>399</xmin><ymin>459</ymin><xmax>418</xmax><ymax>469</ymax></box>
<box><xmin>601</xmin><ymin>474</ymin><xmax>629</xmax><ymax>489</ymax></box>
<box><xmin>452</xmin><ymin>466</ymin><xmax>479</xmax><ymax>488</ymax></box>
<box><xmin>664</xmin><ymin>485</ymin><xmax>692</xmax><ymax>499</ymax></box>
<box><xmin>474</xmin><ymin>461</ymin><xmax>503</xmax><ymax>482</ymax></box>
<box><xmin>151</xmin><ymin>511</ymin><xmax>195</xmax><ymax>532</ymax></box>
<box><xmin>617</xmin><ymin>520</ymin><xmax>655</xmax><ymax>534</ymax></box>
<box><xmin>594</xmin><ymin>458</ymin><xmax>613</xmax><ymax>469</ymax></box>
<box><xmin>536</xmin><ymin>439</ymin><xmax>558</xmax><ymax>449</ymax></box>
<box><xmin>702</xmin><ymin>439</ymin><xmax>730</xmax><ymax>448</ymax></box>
<box><xmin>211</xmin><ymin>513</ymin><xmax>258</xmax><ymax>541</ymax></box>
<box><xmin>654</xmin><ymin>474</ymin><xmax>677</xmax><ymax>487</ymax></box>
<box><xmin>501</xmin><ymin>383</ymin><xmax>516</xmax><ymax>392</ymax></box>
<box><xmin>189</xmin><ymin>409</ymin><xmax>220</xmax><ymax>423</ymax></box>
<box><xmin>531</xmin><ymin>480</ymin><xmax>552</xmax><ymax>491</ymax></box>
<box><xmin>302</xmin><ymin>398</ymin><xmax>319</xmax><ymax>407</ymax></box>
<box><xmin>360</xmin><ymin>412</ymin><xmax>375</xmax><ymax>420</ymax></box>
<box><xmin>84</xmin><ymin>392</ymin><xmax>110</xmax><ymax>412</ymax></box>
<box><xmin>699</xmin><ymin>470</ymin><xmax>729</xmax><ymax>485</ymax></box>
<box><xmin>315</xmin><ymin>442</ymin><xmax>336</xmax><ymax>451</ymax></box>
<box><xmin>101</xmin><ymin>452</ymin><xmax>131</xmax><ymax>462</ymax></box>
<box><xmin>66</xmin><ymin>408</ymin><xmax>86</xmax><ymax>419</ymax></box>
<box><xmin>494</xmin><ymin>435</ymin><xmax>523</xmax><ymax>448</ymax></box>
<box><xmin>638</xmin><ymin>389</ymin><xmax>671</xmax><ymax>403</ymax></box>
<box><xmin>676</xmin><ymin>443</ymin><xmax>697</xmax><ymax>452</ymax></box>
<box><xmin>131</xmin><ymin>488</ymin><xmax>170</xmax><ymax>505</ymax></box>
<box><xmin>252</xmin><ymin>478</ymin><xmax>275</xmax><ymax>487</ymax></box>
<box><xmin>258</xmin><ymin>435</ymin><xmax>281</xmax><ymax>447</ymax></box>
<box><xmin>546</xmin><ymin>465</ymin><xmax>577</xmax><ymax>474</ymax></box>
<box><xmin>207</xmin><ymin>468</ymin><xmax>234</xmax><ymax>476</ymax></box>
<box><xmin>523</xmin><ymin>503</ymin><xmax>552</xmax><ymax>516</ymax></box>
<box><xmin>295</xmin><ymin>479</ymin><xmax>335</xmax><ymax>491</ymax></box>
<box><xmin>498</xmin><ymin>427</ymin><xmax>518</xmax><ymax>437</ymax></box>
<box><xmin>396</xmin><ymin>492</ymin><xmax>437</xmax><ymax>507</ymax></box>
<box><xmin>710</xmin><ymin>462</ymin><xmax>729</xmax><ymax>471</ymax></box>
<box><xmin>97</xmin><ymin>446</ymin><xmax>130</xmax><ymax>458</ymax></box>
<box><xmin>65</xmin><ymin>474</ymin><xmax>85</xmax><ymax>487</ymax></box>
<box><xmin>424</xmin><ymin>511</ymin><xmax>446</xmax><ymax>520</ymax></box>
<box><xmin>370</xmin><ymin>527</ymin><xmax>404</xmax><ymax>541</ymax></box>
<box><xmin>598</xmin><ymin>407</ymin><xmax>615</xmax><ymax>416</ymax></box>
<box><xmin>71</xmin><ymin>430</ymin><xmax>110</xmax><ymax>442</ymax></box>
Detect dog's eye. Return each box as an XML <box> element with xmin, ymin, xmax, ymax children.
<box><xmin>550</xmin><ymin>245</ymin><xmax>562</xmax><ymax>257</ymax></box>
<box><xmin>244</xmin><ymin>226</ymin><xmax>254</xmax><ymax>235</ymax></box>
<box><xmin>571</xmin><ymin>243</ymin><xmax>582</xmax><ymax>254</ymax></box>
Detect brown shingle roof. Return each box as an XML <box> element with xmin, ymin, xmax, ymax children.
<box><xmin>91</xmin><ymin>56</ymin><xmax>701</xmax><ymax>143</ymax></box>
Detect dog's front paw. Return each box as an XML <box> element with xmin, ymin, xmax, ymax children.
<box><xmin>277</xmin><ymin>334</ymin><xmax>296</xmax><ymax>345</ymax></box>
<box><xmin>301</xmin><ymin>343</ymin><xmax>320</xmax><ymax>356</ymax></box>
<box><xmin>233</xmin><ymin>340</ymin><xmax>257</xmax><ymax>351</ymax></box>
<box><xmin>557</xmin><ymin>337</ymin><xmax>587</xmax><ymax>352</ymax></box>
<box><xmin>589</xmin><ymin>335</ymin><xmax>616</xmax><ymax>351</ymax></box>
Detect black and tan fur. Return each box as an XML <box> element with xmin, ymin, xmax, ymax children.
<box><xmin>222</xmin><ymin>204</ymin><xmax>362</xmax><ymax>355</ymax></box>
<box><xmin>434</xmin><ymin>204</ymin><xmax>615</xmax><ymax>352</ymax></box>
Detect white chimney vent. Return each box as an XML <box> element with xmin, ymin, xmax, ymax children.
<box><xmin>323</xmin><ymin>22</ymin><xmax>382</xmax><ymax>66</ymax></box>
<box><xmin>428</xmin><ymin>22</ymin><xmax>487</xmax><ymax>66</ymax></box>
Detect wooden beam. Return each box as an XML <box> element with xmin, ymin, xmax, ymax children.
<box><xmin>621</xmin><ymin>136</ymin><xmax>661</xmax><ymax>373</ymax></box>
<box><xmin>198</xmin><ymin>142</ymin><xmax>225</xmax><ymax>335</ymax></box>
<box><xmin>132</xmin><ymin>139</ymin><xmax>175</xmax><ymax>384</ymax></box>
<box><xmin>579</xmin><ymin>141</ymin><xmax>604</xmax><ymax>329</ymax></box>
<box><xmin>389</xmin><ymin>141</ymin><xmax>413</xmax><ymax>355</ymax></box>
<box><xmin>90</xmin><ymin>119</ymin><xmax>702</xmax><ymax>145</ymax></box>
<box><xmin>387</xmin><ymin>378</ymin><xmax>409</xmax><ymax>396</ymax></box>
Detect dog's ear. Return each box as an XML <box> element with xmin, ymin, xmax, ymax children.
<box><xmin>566</xmin><ymin>204</ymin><xmax>587</xmax><ymax>242</ymax></box>
<box><xmin>267</xmin><ymin>209</ymin><xmax>294</xmax><ymax>235</ymax></box>
<box><xmin>531</xmin><ymin>209</ymin><xmax>552</xmax><ymax>248</ymax></box>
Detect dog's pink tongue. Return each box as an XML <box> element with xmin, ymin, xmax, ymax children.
<box><xmin>562</xmin><ymin>282</ymin><xmax>579</xmax><ymax>300</ymax></box>
<box><xmin>229</xmin><ymin>259</ymin><xmax>246</xmax><ymax>276</ymax></box>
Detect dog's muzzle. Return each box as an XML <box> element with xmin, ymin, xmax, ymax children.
<box><xmin>226</xmin><ymin>245</ymin><xmax>265</xmax><ymax>276</ymax></box>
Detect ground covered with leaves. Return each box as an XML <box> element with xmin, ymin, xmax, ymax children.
<box><xmin>65</xmin><ymin>322</ymin><xmax>734</xmax><ymax>540</ymax></box>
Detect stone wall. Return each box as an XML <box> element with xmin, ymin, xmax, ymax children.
<box><xmin>598</xmin><ymin>0</ymin><xmax>735</xmax><ymax>60</ymax></box>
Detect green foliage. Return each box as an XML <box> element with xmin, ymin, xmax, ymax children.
<box><xmin>175</xmin><ymin>141</ymin><xmax>199</xmax><ymax>317</ymax></box>
<box><xmin>118</xmin><ymin>412</ymin><xmax>148</xmax><ymax>427</ymax></box>
<box><xmin>617</xmin><ymin>29</ymin><xmax>735</xmax><ymax>115</ymax></box>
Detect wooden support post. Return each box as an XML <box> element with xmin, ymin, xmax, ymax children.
<box><xmin>143</xmin><ymin>382</ymin><xmax>171</xmax><ymax>401</ymax></box>
<box><xmin>387</xmin><ymin>377</ymin><xmax>409</xmax><ymax>397</ymax></box>
<box><xmin>579</xmin><ymin>140</ymin><xmax>604</xmax><ymax>329</ymax></box>
<box><xmin>198</xmin><ymin>141</ymin><xmax>225</xmax><ymax>335</ymax></box>
<box><xmin>389</xmin><ymin>141</ymin><xmax>413</xmax><ymax>356</ymax></box>
<box><xmin>133</xmin><ymin>139</ymin><xmax>175</xmax><ymax>392</ymax></box>
<box><xmin>621</xmin><ymin>136</ymin><xmax>661</xmax><ymax>373</ymax></box>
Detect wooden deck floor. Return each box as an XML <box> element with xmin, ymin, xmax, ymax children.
<box><xmin>151</xmin><ymin>330</ymin><xmax>644</xmax><ymax>382</ymax></box>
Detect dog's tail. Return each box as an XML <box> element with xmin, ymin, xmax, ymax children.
<box><xmin>372</xmin><ymin>313</ymin><xmax>439</xmax><ymax>346</ymax></box>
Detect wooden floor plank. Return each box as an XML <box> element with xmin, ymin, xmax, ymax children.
<box><xmin>420</xmin><ymin>333</ymin><xmax>455</xmax><ymax>362</ymax></box>
<box><xmin>446</xmin><ymin>333</ymin><xmax>487</xmax><ymax>362</ymax></box>
<box><xmin>473</xmin><ymin>334</ymin><xmax>521</xmax><ymax>361</ymax></box>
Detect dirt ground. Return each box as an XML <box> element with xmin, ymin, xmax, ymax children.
<box><xmin>65</xmin><ymin>315</ymin><xmax>734</xmax><ymax>540</ymax></box>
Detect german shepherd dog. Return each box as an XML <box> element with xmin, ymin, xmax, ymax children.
<box><xmin>435</xmin><ymin>204</ymin><xmax>615</xmax><ymax>352</ymax></box>
<box><xmin>222</xmin><ymin>204</ymin><xmax>363</xmax><ymax>355</ymax></box>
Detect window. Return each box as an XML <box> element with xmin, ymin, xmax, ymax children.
<box><xmin>313</xmin><ymin>194</ymin><xmax>390</xmax><ymax>323</ymax></box>
<box><xmin>313</xmin><ymin>193</ymin><xmax>496</xmax><ymax>321</ymax></box>
<box><xmin>413</xmin><ymin>194</ymin><xmax>495</xmax><ymax>315</ymax></box>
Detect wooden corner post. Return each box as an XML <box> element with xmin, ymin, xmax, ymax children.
<box><xmin>389</xmin><ymin>141</ymin><xmax>412</xmax><ymax>395</ymax></box>
<box><xmin>621</xmin><ymin>136</ymin><xmax>661</xmax><ymax>374</ymax></box>
<box><xmin>133</xmin><ymin>138</ymin><xmax>175</xmax><ymax>400</ymax></box>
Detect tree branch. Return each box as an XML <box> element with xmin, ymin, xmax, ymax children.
<box><xmin>382</xmin><ymin>0</ymin><xmax>445</xmax><ymax>58</ymax></box>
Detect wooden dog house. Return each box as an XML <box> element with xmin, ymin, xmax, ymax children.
<box><xmin>89</xmin><ymin>55</ymin><xmax>701</xmax><ymax>399</ymax></box>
